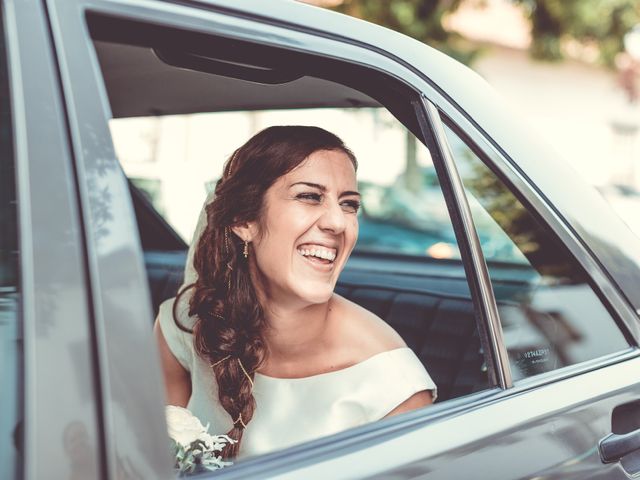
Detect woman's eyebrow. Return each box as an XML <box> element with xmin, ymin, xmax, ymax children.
<box><xmin>290</xmin><ymin>181</ymin><xmax>326</xmax><ymax>191</ymax></box>
<box><xmin>340</xmin><ymin>190</ymin><xmax>361</xmax><ymax>198</ymax></box>
<box><xmin>290</xmin><ymin>181</ymin><xmax>360</xmax><ymax>198</ymax></box>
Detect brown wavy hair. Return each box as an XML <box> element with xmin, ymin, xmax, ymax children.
<box><xmin>174</xmin><ymin>125</ymin><xmax>357</xmax><ymax>458</ymax></box>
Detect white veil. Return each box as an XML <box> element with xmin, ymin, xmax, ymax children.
<box><xmin>183</xmin><ymin>190</ymin><xmax>216</xmax><ymax>287</ymax></box>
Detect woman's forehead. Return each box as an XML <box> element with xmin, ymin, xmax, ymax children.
<box><xmin>283</xmin><ymin>150</ymin><xmax>357</xmax><ymax>188</ymax></box>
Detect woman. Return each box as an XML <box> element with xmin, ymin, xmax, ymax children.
<box><xmin>154</xmin><ymin>126</ymin><xmax>436</xmax><ymax>459</ymax></box>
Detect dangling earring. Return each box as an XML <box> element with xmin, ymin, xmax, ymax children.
<box><xmin>243</xmin><ymin>240</ymin><xmax>249</xmax><ymax>258</ymax></box>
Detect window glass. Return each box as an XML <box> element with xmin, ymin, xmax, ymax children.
<box><xmin>444</xmin><ymin>125</ymin><xmax>629</xmax><ymax>380</ymax></box>
<box><xmin>0</xmin><ymin>6</ymin><xmax>22</xmax><ymax>479</ymax></box>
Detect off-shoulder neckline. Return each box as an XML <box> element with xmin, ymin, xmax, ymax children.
<box><xmin>254</xmin><ymin>347</ymin><xmax>412</xmax><ymax>382</ymax></box>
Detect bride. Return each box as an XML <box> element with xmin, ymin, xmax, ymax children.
<box><xmin>154</xmin><ymin>125</ymin><xmax>436</xmax><ymax>459</ymax></box>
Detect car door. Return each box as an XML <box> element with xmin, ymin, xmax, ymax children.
<box><xmin>38</xmin><ymin>0</ymin><xmax>640</xmax><ymax>479</ymax></box>
<box><xmin>2</xmin><ymin>2</ymin><xmax>105</xmax><ymax>479</ymax></box>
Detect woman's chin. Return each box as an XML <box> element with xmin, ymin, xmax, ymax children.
<box><xmin>295</xmin><ymin>286</ymin><xmax>334</xmax><ymax>306</ymax></box>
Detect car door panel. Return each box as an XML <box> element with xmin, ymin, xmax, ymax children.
<box><xmin>5</xmin><ymin>1</ymin><xmax>103</xmax><ymax>479</ymax></box>
<box><xmin>209</xmin><ymin>354</ymin><xmax>639</xmax><ymax>479</ymax></box>
<box><xmin>44</xmin><ymin>0</ymin><xmax>173</xmax><ymax>478</ymax></box>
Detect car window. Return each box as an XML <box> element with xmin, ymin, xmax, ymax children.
<box><xmin>444</xmin><ymin>125</ymin><xmax>630</xmax><ymax>381</ymax></box>
<box><xmin>0</xmin><ymin>6</ymin><xmax>22</xmax><ymax>479</ymax></box>
<box><xmin>87</xmin><ymin>18</ymin><xmax>503</xmax><ymax>463</ymax></box>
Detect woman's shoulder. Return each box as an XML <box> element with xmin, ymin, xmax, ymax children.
<box><xmin>329</xmin><ymin>294</ymin><xmax>406</xmax><ymax>363</ymax></box>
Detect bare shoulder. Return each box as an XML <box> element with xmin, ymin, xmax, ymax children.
<box><xmin>329</xmin><ymin>294</ymin><xmax>406</xmax><ymax>362</ymax></box>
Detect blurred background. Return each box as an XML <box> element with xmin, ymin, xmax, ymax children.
<box><xmin>110</xmin><ymin>0</ymin><xmax>640</xmax><ymax>249</ymax></box>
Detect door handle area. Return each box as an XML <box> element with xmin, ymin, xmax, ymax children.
<box><xmin>599</xmin><ymin>430</ymin><xmax>640</xmax><ymax>463</ymax></box>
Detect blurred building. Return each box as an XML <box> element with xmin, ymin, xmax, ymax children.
<box><xmin>446</xmin><ymin>0</ymin><xmax>638</xmax><ymax>187</ymax></box>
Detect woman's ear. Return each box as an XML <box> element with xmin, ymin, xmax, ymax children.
<box><xmin>231</xmin><ymin>222</ymin><xmax>257</xmax><ymax>243</ymax></box>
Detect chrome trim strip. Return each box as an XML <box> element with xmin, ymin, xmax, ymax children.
<box><xmin>423</xmin><ymin>97</ymin><xmax>513</xmax><ymax>389</ymax></box>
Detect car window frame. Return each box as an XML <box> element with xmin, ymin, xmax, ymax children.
<box><xmin>4</xmin><ymin>1</ymin><xmax>110</xmax><ymax>479</ymax></box>
<box><xmin>77</xmin><ymin>0</ymin><xmax>517</xmax><ymax>393</ymax></box>
<box><xmin>416</xmin><ymin>98</ymin><xmax>512</xmax><ymax>388</ymax></box>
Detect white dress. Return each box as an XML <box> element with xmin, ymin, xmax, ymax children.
<box><xmin>158</xmin><ymin>294</ymin><xmax>437</xmax><ymax>459</ymax></box>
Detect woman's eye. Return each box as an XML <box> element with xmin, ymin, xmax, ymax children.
<box><xmin>296</xmin><ymin>192</ymin><xmax>322</xmax><ymax>202</ymax></box>
<box><xmin>341</xmin><ymin>200</ymin><xmax>360</xmax><ymax>214</ymax></box>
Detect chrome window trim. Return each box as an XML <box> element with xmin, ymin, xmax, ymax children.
<box><xmin>438</xmin><ymin>112</ymin><xmax>640</xmax><ymax>345</ymax></box>
<box><xmin>422</xmin><ymin>98</ymin><xmax>512</xmax><ymax>389</ymax></box>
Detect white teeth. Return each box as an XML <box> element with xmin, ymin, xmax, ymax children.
<box><xmin>297</xmin><ymin>247</ymin><xmax>336</xmax><ymax>262</ymax></box>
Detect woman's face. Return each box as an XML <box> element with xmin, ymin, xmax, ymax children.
<box><xmin>244</xmin><ymin>149</ymin><xmax>359</xmax><ymax>309</ymax></box>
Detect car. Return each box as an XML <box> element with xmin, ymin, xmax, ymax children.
<box><xmin>3</xmin><ymin>0</ymin><xmax>640</xmax><ymax>479</ymax></box>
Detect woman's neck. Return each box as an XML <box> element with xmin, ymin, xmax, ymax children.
<box><xmin>260</xmin><ymin>297</ymin><xmax>335</xmax><ymax>370</ymax></box>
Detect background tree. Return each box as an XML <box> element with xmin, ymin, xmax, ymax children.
<box><xmin>513</xmin><ymin>0</ymin><xmax>640</xmax><ymax>65</ymax></box>
<box><xmin>331</xmin><ymin>0</ymin><xmax>480</xmax><ymax>65</ymax></box>
<box><xmin>330</xmin><ymin>0</ymin><xmax>640</xmax><ymax>65</ymax></box>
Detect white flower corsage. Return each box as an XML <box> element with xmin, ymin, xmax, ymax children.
<box><xmin>166</xmin><ymin>405</ymin><xmax>236</xmax><ymax>475</ymax></box>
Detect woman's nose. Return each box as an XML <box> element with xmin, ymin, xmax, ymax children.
<box><xmin>317</xmin><ymin>201</ymin><xmax>346</xmax><ymax>233</ymax></box>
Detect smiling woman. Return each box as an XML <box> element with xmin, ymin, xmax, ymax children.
<box><xmin>154</xmin><ymin>126</ymin><xmax>436</xmax><ymax>459</ymax></box>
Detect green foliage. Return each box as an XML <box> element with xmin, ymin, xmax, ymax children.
<box><xmin>331</xmin><ymin>0</ymin><xmax>640</xmax><ymax>67</ymax></box>
<box><xmin>513</xmin><ymin>0</ymin><xmax>640</xmax><ymax>65</ymax></box>
<box><xmin>331</xmin><ymin>0</ymin><xmax>482</xmax><ymax>66</ymax></box>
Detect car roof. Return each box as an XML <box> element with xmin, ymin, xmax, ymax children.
<box><xmin>94</xmin><ymin>41</ymin><xmax>381</xmax><ymax>118</ymax></box>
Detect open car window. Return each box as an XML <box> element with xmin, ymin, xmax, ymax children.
<box><xmin>89</xmin><ymin>12</ymin><xmax>502</xmax><ymax>464</ymax></box>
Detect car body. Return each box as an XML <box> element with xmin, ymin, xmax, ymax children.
<box><xmin>2</xmin><ymin>1</ymin><xmax>640</xmax><ymax>479</ymax></box>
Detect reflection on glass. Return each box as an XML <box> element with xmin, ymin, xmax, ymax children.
<box><xmin>444</xmin><ymin>125</ymin><xmax>629</xmax><ymax>380</ymax></box>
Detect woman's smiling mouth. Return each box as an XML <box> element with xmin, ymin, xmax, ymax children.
<box><xmin>297</xmin><ymin>244</ymin><xmax>337</xmax><ymax>265</ymax></box>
